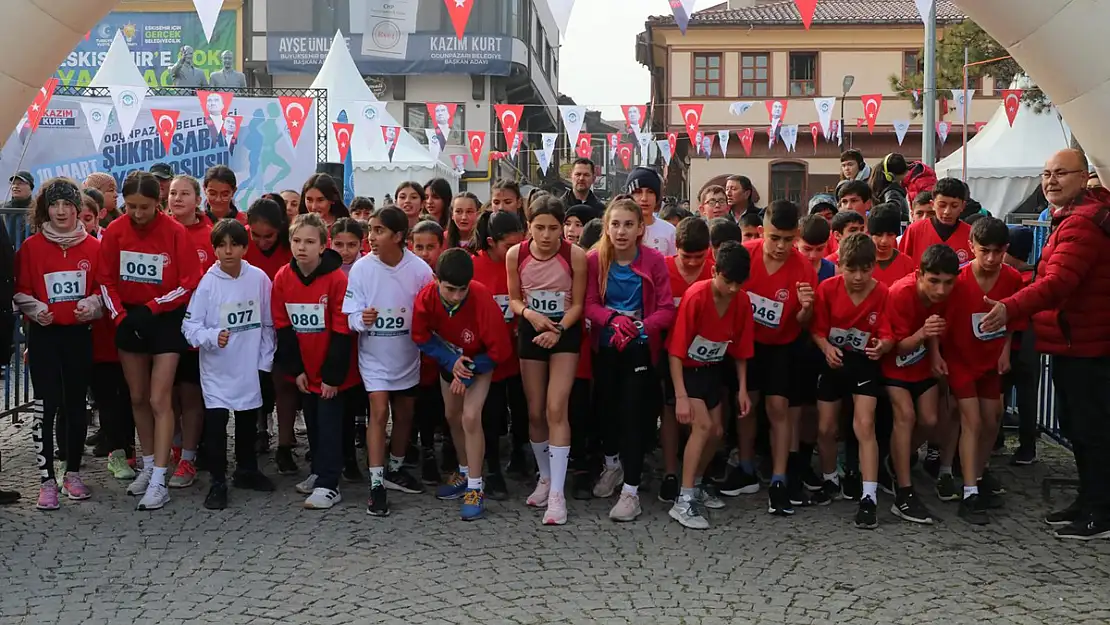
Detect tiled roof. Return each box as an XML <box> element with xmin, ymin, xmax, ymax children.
<box><xmin>647</xmin><ymin>0</ymin><xmax>966</xmax><ymax>27</ymax></box>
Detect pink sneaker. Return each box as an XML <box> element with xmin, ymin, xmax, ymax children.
<box><xmin>526</xmin><ymin>478</ymin><xmax>550</xmax><ymax>508</ymax></box>
<box><xmin>542</xmin><ymin>492</ymin><xmax>567</xmax><ymax>525</ymax></box>
<box><xmin>37</xmin><ymin>480</ymin><xmax>60</xmax><ymax>510</ymax></box>
<box><xmin>62</xmin><ymin>474</ymin><xmax>91</xmax><ymax>500</ymax></box>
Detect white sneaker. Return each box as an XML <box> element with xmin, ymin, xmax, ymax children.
<box><xmin>526</xmin><ymin>478</ymin><xmax>550</xmax><ymax>507</ymax></box>
<box><xmin>593</xmin><ymin>465</ymin><xmax>624</xmax><ymax>498</ymax></box>
<box><xmin>304</xmin><ymin>487</ymin><xmax>341</xmax><ymax>509</ymax></box>
<box><xmin>295</xmin><ymin>473</ymin><xmax>318</xmax><ymax>494</ymax></box>
<box><xmin>294</xmin><ymin>412</ymin><xmax>308</xmax><ymax>436</ymax></box>
<box><xmin>137</xmin><ymin>483</ymin><xmax>169</xmax><ymax>510</ymax></box>
<box><xmin>127</xmin><ymin>469</ymin><xmax>152</xmax><ymax>496</ymax></box>
<box><xmin>608</xmin><ymin>491</ymin><xmax>642</xmax><ymax>522</ymax></box>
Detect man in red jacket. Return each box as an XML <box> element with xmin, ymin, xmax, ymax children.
<box><xmin>980</xmin><ymin>149</ymin><xmax>1110</xmax><ymax>540</ymax></box>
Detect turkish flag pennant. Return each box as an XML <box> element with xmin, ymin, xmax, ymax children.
<box><xmin>975</xmin><ymin>121</ymin><xmax>987</xmax><ymax>133</ymax></box>
<box><xmin>861</xmin><ymin>94</ymin><xmax>882</xmax><ymax>134</ymax></box>
<box><xmin>444</xmin><ymin>0</ymin><xmax>474</xmax><ymax>39</ymax></box>
<box><xmin>678</xmin><ymin>103</ymin><xmax>703</xmax><ymax>146</ymax></box>
<box><xmin>223</xmin><ymin>115</ymin><xmax>243</xmax><ymax>147</ymax></box>
<box><xmin>278</xmin><ymin>96</ymin><xmax>313</xmax><ymax>147</ymax></box>
<box><xmin>738</xmin><ymin>128</ymin><xmax>754</xmax><ymax>156</ymax></box>
<box><xmin>197</xmin><ymin>90</ymin><xmax>233</xmax><ymax>128</ymax></box>
<box><xmin>617</xmin><ymin>143</ymin><xmax>633</xmax><ymax>169</ymax></box>
<box><xmin>150</xmin><ymin>109</ymin><xmax>180</xmax><ymax>153</ymax></box>
<box><xmin>333</xmin><ymin>122</ymin><xmax>354</xmax><ymax>162</ymax></box>
<box><xmin>25</xmin><ymin>77</ymin><xmax>58</xmax><ymax>133</ymax></box>
<box><xmin>466</xmin><ymin>130</ymin><xmax>486</xmax><ymax>166</ymax></box>
<box><xmin>667</xmin><ymin>132</ymin><xmax>677</xmax><ymax>159</ymax></box>
<box><xmin>493</xmin><ymin>104</ymin><xmax>524</xmax><ymax>153</ymax></box>
<box><xmin>856</xmin><ymin>118</ymin><xmax>865</xmax><ymax>128</ymax></box>
<box><xmin>794</xmin><ymin>0</ymin><xmax>818</xmax><ymax>29</ymax></box>
<box><xmin>1001</xmin><ymin>89</ymin><xmax>1023</xmax><ymax>127</ymax></box>
<box><xmin>381</xmin><ymin>126</ymin><xmax>401</xmax><ymax>161</ymax></box>
<box><xmin>810</xmin><ymin>122</ymin><xmax>821</xmax><ymax>150</ymax></box>
<box><xmin>575</xmin><ymin>134</ymin><xmax>592</xmax><ymax>159</ymax></box>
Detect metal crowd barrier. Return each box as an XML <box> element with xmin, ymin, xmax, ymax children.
<box><xmin>0</xmin><ymin>207</ymin><xmax>35</xmax><ymax>424</ymax></box>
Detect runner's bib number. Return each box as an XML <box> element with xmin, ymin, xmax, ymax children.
<box><xmin>528</xmin><ymin>290</ymin><xmax>565</xmax><ymax>317</ymax></box>
<box><xmin>687</xmin><ymin>335</ymin><xmax>728</xmax><ymax>363</ymax></box>
<box><xmin>366</xmin><ymin>307</ymin><xmax>412</xmax><ymax>337</ymax></box>
<box><xmin>120</xmin><ymin>251</ymin><xmax>163</xmax><ymax>284</ymax></box>
<box><xmin>220</xmin><ymin>301</ymin><xmax>261</xmax><ymax>333</ymax></box>
<box><xmin>44</xmin><ymin>270</ymin><xmax>85</xmax><ymax>304</ymax></box>
<box><xmin>971</xmin><ymin>313</ymin><xmax>1005</xmax><ymax>341</ymax></box>
<box><xmin>286</xmin><ymin>303</ymin><xmax>326</xmax><ymax>334</ymax></box>
<box><xmin>747</xmin><ymin>292</ymin><xmax>783</xmax><ymax>329</ymax></box>
<box><xmin>896</xmin><ymin>344</ymin><xmax>926</xmax><ymax>367</ymax></box>
<box><xmin>828</xmin><ymin>327</ymin><xmax>871</xmax><ymax>351</ymax></box>
<box><xmin>494</xmin><ymin>295</ymin><xmax>512</xmax><ymax>322</ymax></box>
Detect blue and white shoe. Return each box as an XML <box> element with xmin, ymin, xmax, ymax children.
<box><xmin>435</xmin><ymin>472</ymin><xmax>467</xmax><ymax>500</ymax></box>
<box><xmin>460</xmin><ymin>488</ymin><xmax>485</xmax><ymax>521</ymax></box>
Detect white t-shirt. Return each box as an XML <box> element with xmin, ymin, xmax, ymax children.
<box><xmin>342</xmin><ymin>250</ymin><xmax>434</xmax><ymax>392</ymax></box>
<box><xmin>643</xmin><ymin>218</ymin><xmax>677</xmax><ymax>257</ymax></box>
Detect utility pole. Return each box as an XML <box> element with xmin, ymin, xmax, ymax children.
<box><xmin>922</xmin><ymin>1</ymin><xmax>937</xmax><ymax>167</ymax></box>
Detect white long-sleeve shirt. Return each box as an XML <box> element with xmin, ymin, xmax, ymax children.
<box><xmin>182</xmin><ymin>260</ymin><xmax>275</xmax><ymax>411</ymax></box>
<box><xmin>342</xmin><ymin>249</ymin><xmax>433</xmax><ymax>392</ymax></box>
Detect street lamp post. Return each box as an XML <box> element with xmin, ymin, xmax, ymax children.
<box><xmin>840</xmin><ymin>75</ymin><xmax>855</xmax><ymax>148</ymax></box>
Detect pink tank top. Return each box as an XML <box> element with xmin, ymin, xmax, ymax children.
<box><xmin>519</xmin><ymin>239</ymin><xmax>573</xmax><ymax>318</ymax></box>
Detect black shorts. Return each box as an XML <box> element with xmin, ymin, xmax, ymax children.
<box><xmin>518</xmin><ymin>320</ymin><xmax>583</xmax><ymax>361</ymax></box>
<box><xmin>368</xmin><ymin>385</ymin><xmax>418</xmax><ymax>398</ymax></box>
<box><xmin>174</xmin><ymin>349</ymin><xmax>201</xmax><ymax>385</ymax></box>
<box><xmin>746</xmin><ymin>342</ymin><xmax>794</xmax><ymax>399</ymax></box>
<box><xmin>790</xmin><ymin>335</ymin><xmax>823</xmax><ymax>407</ymax></box>
<box><xmin>681</xmin><ymin>365</ymin><xmax>724</xmax><ymax>410</ymax></box>
<box><xmin>115</xmin><ymin>306</ymin><xmax>189</xmax><ymax>355</ymax></box>
<box><xmin>817</xmin><ymin>352</ymin><xmax>883</xmax><ymax>402</ymax></box>
<box><xmin>884</xmin><ymin>377</ymin><xmax>938</xmax><ymax>402</ymax></box>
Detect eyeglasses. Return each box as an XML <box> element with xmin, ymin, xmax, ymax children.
<box><xmin>703</xmin><ymin>199</ymin><xmax>725</xmax><ymax>207</ymax></box>
<box><xmin>1041</xmin><ymin>170</ymin><xmax>1084</xmax><ymax>180</ymax></box>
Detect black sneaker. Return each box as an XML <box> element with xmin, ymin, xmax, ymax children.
<box><xmin>232</xmin><ymin>470</ymin><xmax>276</xmax><ymax>492</ymax></box>
<box><xmin>366</xmin><ymin>485</ymin><xmax>390</xmax><ymax>517</ymax></box>
<box><xmin>204</xmin><ymin>481</ymin><xmax>228</xmax><ymax>510</ymax></box>
<box><xmin>923</xmin><ymin>445</ymin><xmax>941</xmax><ymax>480</ymax></box>
<box><xmin>719</xmin><ymin>468</ymin><xmax>760</xmax><ymax>497</ymax></box>
<box><xmin>384</xmin><ymin>467</ymin><xmax>425</xmax><ymax>494</ymax></box>
<box><xmin>343</xmin><ymin>461</ymin><xmax>364</xmax><ymax>483</ymax></box>
<box><xmin>0</xmin><ymin>489</ymin><xmax>21</xmax><ymax>505</ymax></box>
<box><xmin>255</xmin><ymin>430</ymin><xmax>271</xmax><ymax>455</ymax></box>
<box><xmin>855</xmin><ymin>496</ymin><xmax>878</xmax><ymax>529</ymax></box>
<box><xmin>571</xmin><ymin>470</ymin><xmax>593</xmax><ymax>500</ymax></box>
<box><xmin>841</xmin><ymin>471</ymin><xmax>863</xmax><ymax>502</ymax></box>
<box><xmin>979</xmin><ymin>470</ymin><xmax>1006</xmax><ymax>496</ymax></box>
<box><xmin>658</xmin><ymin>474</ymin><xmax>679</xmax><ymax>503</ymax></box>
<box><xmin>767</xmin><ymin>481</ymin><xmax>794</xmax><ymax>516</ymax></box>
<box><xmin>1009</xmin><ymin>445</ymin><xmax>1038</xmax><ymax>466</ymax></box>
<box><xmin>421</xmin><ymin>452</ymin><xmax>440</xmax><ymax>485</ymax></box>
<box><xmin>1054</xmin><ymin>517</ymin><xmax>1110</xmax><ymax>540</ymax></box>
<box><xmin>1046</xmin><ymin>498</ymin><xmax>1084</xmax><ymax>527</ymax></box>
<box><xmin>505</xmin><ymin>447</ymin><xmax>529</xmax><ymax>480</ymax></box>
<box><xmin>485</xmin><ymin>471</ymin><xmax>509</xmax><ymax>501</ymax></box>
<box><xmin>958</xmin><ymin>494</ymin><xmax>990</xmax><ymax>525</ymax></box>
<box><xmin>354</xmin><ymin>425</ymin><xmax>366</xmax><ymax>449</ymax></box>
<box><xmin>978</xmin><ymin>486</ymin><xmax>1004</xmax><ymax>510</ymax></box>
<box><xmin>275</xmin><ymin>446</ymin><xmax>298</xmax><ymax>475</ymax></box>
<box><xmin>878</xmin><ymin>456</ymin><xmax>896</xmax><ymax>496</ymax></box>
<box><xmin>935</xmin><ymin>473</ymin><xmax>960</xmax><ymax>502</ymax></box>
<box><xmin>811</xmin><ymin>479</ymin><xmax>840</xmax><ymax>506</ymax></box>
<box><xmin>802</xmin><ymin>465</ymin><xmax>823</xmax><ymax>492</ymax></box>
<box><xmin>892</xmin><ymin>489</ymin><xmax>936</xmax><ymax>525</ymax></box>
<box><xmin>85</xmin><ymin>429</ymin><xmax>102</xmax><ymax>447</ymax></box>
<box><xmin>788</xmin><ymin>479</ymin><xmax>812</xmax><ymax>507</ymax></box>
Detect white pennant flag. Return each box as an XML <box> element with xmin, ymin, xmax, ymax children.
<box><xmin>81</xmin><ymin>101</ymin><xmax>114</xmax><ymax>151</ymax></box>
<box><xmin>88</xmin><ymin>31</ymin><xmax>146</xmax><ymax>88</ymax></box>
<box><xmin>729</xmin><ymin>101</ymin><xmax>755</xmax><ymax>118</ymax></box>
<box><xmin>814</xmin><ymin>97</ymin><xmax>836</xmax><ymax>138</ymax></box>
<box><xmin>914</xmin><ymin>0</ymin><xmax>934</xmax><ymax>24</ymax></box>
<box><xmin>192</xmin><ymin>0</ymin><xmax>223</xmax><ymax>43</ymax></box>
<box><xmin>559</xmin><ymin>105</ymin><xmax>586</xmax><ymax>147</ymax></box>
<box><xmin>636</xmin><ymin>131</ymin><xmax>651</xmax><ymax>165</ymax></box>
<box><xmin>656</xmin><ymin>139</ymin><xmax>672</xmax><ymax>165</ymax></box>
<box><xmin>937</xmin><ymin>121</ymin><xmax>951</xmax><ymax>144</ymax></box>
<box><xmin>107</xmin><ymin>85</ymin><xmax>146</xmax><ymax>136</ymax></box>
<box><xmin>950</xmin><ymin>89</ymin><xmax>974</xmax><ymax>123</ymax></box>
<box><xmin>780</xmin><ymin>125</ymin><xmax>799</xmax><ymax>152</ymax></box>
<box><xmin>425</xmin><ymin>128</ymin><xmax>441</xmax><ymax>161</ymax></box>
<box><xmin>538</xmin><ymin>132</ymin><xmax>557</xmax><ymax>175</ymax></box>
<box><xmin>717</xmin><ymin>130</ymin><xmax>730</xmax><ymax>157</ymax></box>
<box><xmin>892</xmin><ymin>120</ymin><xmax>911</xmax><ymax>146</ymax></box>
<box><xmin>549</xmin><ymin>0</ymin><xmax>576</xmax><ymax>40</ymax></box>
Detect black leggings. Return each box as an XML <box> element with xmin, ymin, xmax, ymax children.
<box><xmin>595</xmin><ymin>341</ymin><xmax>658</xmax><ymax>487</ymax></box>
<box><xmin>90</xmin><ymin>361</ymin><xmax>134</xmax><ymax>453</ymax></box>
<box><xmin>204</xmin><ymin>408</ymin><xmax>259</xmax><ymax>483</ymax></box>
<box><xmin>414</xmin><ymin>382</ymin><xmax>444</xmax><ymax>451</ymax></box>
<box><xmin>482</xmin><ymin>375</ymin><xmax>527</xmax><ymax>471</ymax></box>
<box><xmin>28</xmin><ymin>324</ymin><xmax>92</xmax><ymax>481</ymax></box>
<box><xmin>569</xmin><ymin>377</ymin><xmax>596</xmax><ymax>470</ymax></box>
<box><xmin>341</xmin><ymin>387</ymin><xmax>367</xmax><ymax>466</ymax></box>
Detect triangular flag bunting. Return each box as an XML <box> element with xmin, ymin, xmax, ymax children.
<box><xmin>108</xmin><ymin>85</ymin><xmax>146</xmax><ymax>136</ymax></box>
<box><xmin>767</xmin><ymin>127</ymin><xmax>776</xmax><ymax>149</ymax></box>
<box><xmin>278</xmin><ymin>96</ymin><xmax>313</xmax><ymax>147</ymax></box>
<box><xmin>936</xmin><ymin>121</ymin><xmax>951</xmax><ymax>144</ymax></box>
<box><xmin>914</xmin><ymin>0</ymin><xmax>934</xmax><ymax>24</ymax></box>
<box><xmin>607</xmin><ymin>133</ymin><xmax>620</xmax><ymax>160</ymax></box>
<box><xmin>1002</xmin><ymin>89</ymin><xmax>1023</xmax><ymax>127</ymax></box>
<box><xmin>656</xmin><ymin>139</ymin><xmax>673</xmax><ymax>166</ymax></box>
<box><xmin>717</xmin><ymin>130</ymin><xmax>730</xmax><ymax>157</ymax></box>
<box><xmin>950</xmin><ymin>89</ymin><xmax>973</xmax><ymax>123</ymax></box>
<box><xmin>452</xmin><ymin>154</ymin><xmax>466</xmax><ymax>174</ymax></box>
<box><xmin>636</xmin><ymin>131</ymin><xmax>651</xmax><ymax>166</ymax></box>
<box><xmin>813</xmin><ymin>97</ymin><xmax>835</xmax><ymax>138</ymax></box>
<box><xmin>467</xmin><ymin>130</ymin><xmax>485</xmax><ymax>166</ymax></box>
<box><xmin>494</xmin><ymin>104</ymin><xmax>524</xmax><ymax>154</ymax></box>
<box><xmin>729</xmin><ymin>101</ymin><xmax>755</xmax><ymax>118</ymax></box>
<box><xmin>425</xmin><ymin>129</ymin><xmax>441</xmax><ymax>161</ymax></box>
<box><xmin>224</xmin><ymin>114</ymin><xmax>242</xmax><ymax>147</ymax></box>
<box><xmin>694</xmin><ymin>131</ymin><xmax>704</xmax><ymax>154</ymax></box>
<box><xmin>559</xmin><ymin>105</ymin><xmax>586</xmax><ymax>147</ymax></box>
<box><xmin>893</xmin><ymin>120</ymin><xmax>910</xmax><ymax>145</ymax></box>
<box><xmin>781</xmin><ymin>125</ymin><xmax>799</xmax><ymax>152</ymax></box>
<box><xmin>88</xmin><ymin>31</ymin><xmax>146</xmax><ymax>88</ymax></box>
<box><xmin>150</xmin><ymin>109</ymin><xmax>179</xmax><ymax>153</ymax></box>
<box><xmin>538</xmin><ymin>133</ymin><xmax>557</xmax><ymax>175</ymax></box>
<box><xmin>678</xmin><ymin>103</ymin><xmax>703</xmax><ymax>146</ymax></box>
<box><xmin>444</xmin><ymin>0</ymin><xmax>474</xmax><ymax>39</ymax></box>
<box><xmin>667</xmin><ymin>132</ymin><xmax>677</xmax><ymax>160</ymax></box>
<box><xmin>738</xmin><ymin>128</ymin><xmax>754</xmax><ymax>156</ymax></box>
<box><xmin>702</xmin><ymin>134</ymin><xmax>714</xmax><ymax>161</ymax></box>
<box><xmin>25</xmin><ymin>78</ymin><xmax>58</xmax><ymax>133</ymax></box>
<box><xmin>192</xmin><ymin>0</ymin><xmax>223</xmax><ymax>43</ymax></box>
<box><xmin>197</xmin><ymin>90</ymin><xmax>233</xmax><ymax>129</ymax></box>
<box><xmin>621</xmin><ymin>105</ymin><xmax>646</xmax><ymax>134</ymax></box>
<box><xmin>510</xmin><ymin>134</ymin><xmax>522</xmax><ymax>159</ymax></box>
<box><xmin>426</xmin><ymin>102</ymin><xmax>458</xmax><ymax>139</ymax></box>
<box><xmin>617</xmin><ymin>144</ymin><xmax>633</xmax><ymax>169</ymax></box>
<box><xmin>766</xmin><ymin>100</ymin><xmax>787</xmax><ymax>133</ymax></box>
<box><xmin>794</xmin><ymin>0</ymin><xmax>818</xmax><ymax>29</ymax></box>
<box><xmin>381</xmin><ymin>126</ymin><xmax>401</xmax><ymax>162</ymax></box>
<box><xmin>861</xmin><ymin>94</ymin><xmax>882</xmax><ymax>134</ymax></box>
<box><xmin>80</xmin><ymin>101</ymin><xmax>114</xmax><ymax>151</ymax></box>
<box><xmin>549</xmin><ymin>0</ymin><xmax>575</xmax><ymax>40</ymax></box>
<box><xmin>669</xmin><ymin>0</ymin><xmax>698</xmax><ymax>35</ymax></box>
<box><xmin>809</xmin><ymin>123</ymin><xmax>821</xmax><ymax>150</ymax></box>
<box><xmin>333</xmin><ymin>122</ymin><xmax>354</xmax><ymax>162</ymax></box>
<box><xmin>575</xmin><ymin>134</ymin><xmax>592</xmax><ymax>159</ymax></box>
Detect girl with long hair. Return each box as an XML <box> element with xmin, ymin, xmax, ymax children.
<box><xmin>447</xmin><ymin>192</ymin><xmax>482</xmax><ymax>249</ymax></box>
<box><xmin>395</xmin><ymin>181</ymin><xmax>425</xmax><ymax>232</ymax></box>
<box><xmin>423</xmin><ymin>178</ymin><xmax>453</xmax><ymax>229</ymax></box>
<box><xmin>302</xmin><ymin>173</ymin><xmax>350</xmax><ymax>227</ymax></box>
<box><xmin>203</xmin><ymin>165</ymin><xmax>246</xmax><ymax>223</ymax></box>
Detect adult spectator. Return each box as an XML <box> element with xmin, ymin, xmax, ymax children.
<box><xmin>724</xmin><ymin>174</ymin><xmax>761</xmax><ymax>222</ymax></box>
<box><xmin>150</xmin><ymin>163</ymin><xmax>174</xmax><ymax>207</ymax></box>
<box><xmin>979</xmin><ymin>148</ymin><xmax>1110</xmax><ymax>540</ymax></box>
<box><xmin>0</xmin><ymin>174</ymin><xmax>21</xmax><ymax>504</ymax></box>
<box><xmin>561</xmin><ymin>157</ymin><xmax>605</xmax><ymax>221</ymax></box>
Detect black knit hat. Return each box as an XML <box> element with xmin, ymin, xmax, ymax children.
<box><xmin>625</xmin><ymin>167</ymin><xmax>662</xmax><ymax>199</ymax></box>
<box><xmin>566</xmin><ymin>203</ymin><xmax>599</xmax><ymax>224</ymax></box>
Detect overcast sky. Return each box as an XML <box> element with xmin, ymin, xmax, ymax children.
<box><xmin>557</xmin><ymin>0</ymin><xmax>719</xmax><ymax>120</ymax></box>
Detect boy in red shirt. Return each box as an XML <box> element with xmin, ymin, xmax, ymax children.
<box><xmin>937</xmin><ymin>217</ymin><xmax>1024</xmax><ymax>525</ymax></box>
<box><xmin>899</xmin><ymin>178</ymin><xmax>974</xmax><ymax>267</ymax></box>
<box><xmin>882</xmin><ymin>244</ymin><xmax>961</xmax><ymax>526</ymax></box>
<box><xmin>412</xmin><ymin>248</ymin><xmax>512</xmax><ymax>521</ymax></box>
<box><xmin>811</xmin><ymin>233</ymin><xmax>894</xmax><ymax>530</ymax></box>
<box><xmin>667</xmin><ymin>241</ymin><xmax>754</xmax><ymax>529</ymax></box>
<box><xmin>410</xmin><ymin>220</ymin><xmax>451</xmax><ymax>482</ymax></box>
<box><xmin>868</xmin><ymin>203</ymin><xmax>916</xmax><ymax>286</ymax></box>
<box><xmin>824</xmin><ymin>211</ymin><xmax>865</xmax><ymax>265</ymax></box>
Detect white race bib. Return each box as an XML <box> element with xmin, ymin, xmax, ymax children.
<box><xmin>896</xmin><ymin>344</ymin><xmax>926</xmax><ymax>367</ymax></box>
<box><xmin>220</xmin><ymin>300</ymin><xmax>262</xmax><ymax>333</ymax></box>
<box><xmin>687</xmin><ymin>335</ymin><xmax>728</xmax><ymax>363</ymax></box>
<box><xmin>44</xmin><ymin>270</ymin><xmax>85</xmax><ymax>304</ymax></box>
<box><xmin>528</xmin><ymin>290</ymin><xmax>565</xmax><ymax>317</ymax></box>
<box><xmin>828</xmin><ymin>327</ymin><xmax>871</xmax><ymax>352</ymax></box>
<box><xmin>366</xmin><ymin>307</ymin><xmax>412</xmax><ymax>337</ymax></box>
<box><xmin>286</xmin><ymin>303</ymin><xmax>326</xmax><ymax>334</ymax></box>
<box><xmin>120</xmin><ymin>250</ymin><xmax>163</xmax><ymax>284</ymax></box>
<box><xmin>971</xmin><ymin>312</ymin><xmax>1005</xmax><ymax>341</ymax></box>
<box><xmin>747</xmin><ymin>292</ymin><xmax>784</xmax><ymax>328</ymax></box>
<box><xmin>494</xmin><ymin>294</ymin><xmax>512</xmax><ymax>322</ymax></box>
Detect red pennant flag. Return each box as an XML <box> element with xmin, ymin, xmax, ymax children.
<box><xmin>25</xmin><ymin>78</ymin><xmax>58</xmax><ymax>133</ymax></box>
<box><xmin>617</xmin><ymin>144</ymin><xmax>633</xmax><ymax>169</ymax></box>
<box><xmin>278</xmin><ymin>96</ymin><xmax>313</xmax><ymax>147</ymax></box>
<box><xmin>381</xmin><ymin>126</ymin><xmax>401</xmax><ymax>161</ymax></box>
<box><xmin>150</xmin><ymin>109</ymin><xmax>180</xmax><ymax>153</ymax></box>
<box><xmin>493</xmin><ymin>104</ymin><xmax>524</xmax><ymax>152</ymax></box>
<box><xmin>197</xmin><ymin>90</ymin><xmax>233</xmax><ymax>124</ymax></box>
<box><xmin>861</xmin><ymin>94</ymin><xmax>882</xmax><ymax>134</ymax></box>
<box><xmin>667</xmin><ymin>132</ymin><xmax>678</xmax><ymax>159</ymax></box>
<box><xmin>856</xmin><ymin>118</ymin><xmax>865</xmax><ymax>128</ymax></box>
<box><xmin>810</xmin><ymin>122</ymin><xmax>821</xmax><ymax>150</ymax></box>
<box><xmin>333</xmin><ymin>122</ymin><xmax>354</xmax><ymax>162</ymax></box>
<box><xmin>223</xmin><ymin>115</ymin><xmax>243</xmax><ymax>146</ymax></box>
<box><xmin>467</xmin><ymin>130</ymin><xmax>486</xmax><ymax>166</ymax></box>
<box><xmin>1001</xmin><ymin>89</ymin><xmax>1023</xmax><ymax>127</ymax></box>
<box><xmin>444</xmin><ymin>0</ymin><xmax>474</xmax><ymax>39</ymax></box>
<box><xmin>975</xmin><ymin>121</ymin><xmax>987</xmax><ymax>133</ymax></box>
<box><xmin>738</xmin><ymin>128</ymin><xmax>754</xmax><ymax>156</ymax></box>
<box><xmin>794</xmin><ymin>0</ymin><xmax>818</xmax><ymax>29</ymax></box>
<box><xmin>575</xmin><ymin>134</ymin><xmax>592</xmax><ymax>159</ymax></box>
<box><xmin>678</xmin><ymin>103</ymin><xmax>703</xmax><ymax>146</ymax></box>
<box><xmin>936</xmin><ymin>121</ymin><xmax>951</xmax><ymax>144</ymax></box>
<box><xmin>767</xmin><ymin>127</ymin><xmax>777</xmax><ymax>147</ymax></box>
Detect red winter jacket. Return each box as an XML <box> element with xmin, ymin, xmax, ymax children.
<box><xmin>1001</xmin><ymin>187</ymin><xmax>1110</xmax><ymax>357</ymax></box>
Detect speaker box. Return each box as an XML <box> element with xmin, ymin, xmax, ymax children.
<box><xmin>316</xmin><ymin>162</ymin><xmax>345</xmax><ymax>196</ymax></box>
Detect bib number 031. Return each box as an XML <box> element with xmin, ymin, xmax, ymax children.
<box><xmin>44</xmin><ymin>270</ymin><xmax>85</xmax><ymax>304</ymax></box>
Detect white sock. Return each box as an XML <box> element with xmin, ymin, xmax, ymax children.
<box><xmin>468</xmin><ymin>476</ymin><xmax>483</xmax><ymax>491</ymax></box>
<box><xmin>621</xmin><ymin>483</ymin><xmax>638</xmax><ymax>496</ymax></box>
<box><xmin>388</xmin><ymin>454</ymin><xmax>404</xmax><ymax>472</ymax></box>
<box><xmin>605</xmin><ymin>455</ymin><xmax>621</xmax><ymax>470</ymax></box>
<box><xmin>151</xmin><ymin>466</ymin><xmax>168</xmax><ymax>487</ymax></box>
<box><xmin>963</xmin><ymin>485</ymin><xmax>979</xmax><ymax>499</ymax></box>
<box><xmin>862</xmin><ymin>481</ymin><xmax>878</xmax><ymax>502</ymax></box>
<box><xmin>823</xmin><ymin>471</ymin><xmax>840</xmax><ymax>485</ymax></box>
<box><xmin>141</xmin><ymin>455</ymin><xmax>154</xmax><ymax>472</ymax></box>
<box><xmin>181</xmin><ymin>449</ymin><xmax>196</xmax><ymax>463</ymax></box>
<box><xmin>531</xmin><ymin>441</ymin><xmax>551</xmax><ymax>480</ymax></box>
<box><xmin>459</xmin><ymin>465</ymin><xmax>469</xmax><ymax>477</ymax></box>
<box><xmin>548</xmin><ymin>446</ymin><xmax>570</xmax><ymax>495</ymax></box>
<box><xmin>369</xmin><ymin>466</ymin><xmax>384</xmax><ymax>488</ymax></box>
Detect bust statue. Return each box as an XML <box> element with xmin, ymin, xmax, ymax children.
<box><xmin>169</xmin><ymin>46</ymin><xmax>208</xmax><ymax>88</ymax></box>
<box><xmin>209</xmin><ymin>51</ymin><xmax>246</xmax><ymax>89</ymax></box>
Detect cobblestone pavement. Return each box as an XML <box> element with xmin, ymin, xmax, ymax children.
<box><xmin>0</xmin><ymin>412</ymin><xmax>1108</xmax><ymax>625</ymax></box>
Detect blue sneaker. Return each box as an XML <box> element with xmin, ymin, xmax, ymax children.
<box><xmin>436</xmin><ymin>472</ymin><xmax>467</xmax><ymax>500</ymax></box>
<box><xmin>460</xmin><ymin>488</ymin><xmax>485</xmax><ymax>521</ymax></box>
